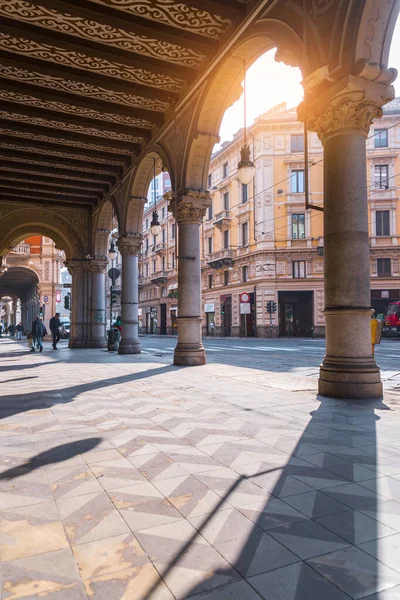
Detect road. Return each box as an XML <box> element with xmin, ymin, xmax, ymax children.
<box><xmin>139</xmin><ymin>335</ymin><xmax>400</xmax><ymax>393</ymax></box>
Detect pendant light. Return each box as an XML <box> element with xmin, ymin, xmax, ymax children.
<box><xmin>237</xmin><ymin>61</ymin><xmax>255</xmax><ymax>185</ymax></box>
<box><xmin>150</xmin><ymin>157</ymin><xmax>161</xmax><ymax>236</ymax></box>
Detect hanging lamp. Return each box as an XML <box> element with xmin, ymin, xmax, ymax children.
<box><xmin>150</xmin><ymin>157</ymin><xmax>161</xmax><ymax>236</ymax></box>
<box><xmin>237</xmin><ymin>61</ymin><xmax>255</xmax><ymax>185</ymax></box>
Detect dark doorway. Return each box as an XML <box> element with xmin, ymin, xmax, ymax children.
<box><xmin>160</xmin><ymin>304</ymin><xmax>167</xmax><ymax>335</ymax></box>
<box><xmin>221</xmin><ymin>295</ymin><xmax>232</xmax><ymax>337</ymax></box>
<box><xmin>279</xmin><ymin>291</ymin><xmax>313</xmax><ymax>337</ymax></box>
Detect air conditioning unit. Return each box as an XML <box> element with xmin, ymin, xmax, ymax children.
<box><xmin>277</xmin><ymin>189</ymin><xmax>283</xmax><ymax>194</ymax></box>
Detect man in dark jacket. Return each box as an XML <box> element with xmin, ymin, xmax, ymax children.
<box><xmin>49</xmin><ymin>312</ymin><xmax>62</xmax><ymax>350</ymax></box>
<box><xmin>31</xmin><ymin>316</ymin><xmax>46</xmax><ymax>352</ymax></box>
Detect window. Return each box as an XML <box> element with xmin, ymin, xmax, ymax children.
<box><xmin>162</xmin><ymin>207</ymin><xmax>166</xmax><ymax>218</ymax></box>
<box><xmin>162</xmin><ymin>228</ymin><xmax>166</xmax><ymax>243</ymax></box>
<box><xmin>374</xmin><ymin>164</ymin><xmax>389</xmax><ymax>189</ymax></box>
<box><xmin>208</xmin><ymin>203</ymin><xmax>213</xmax><ymax>220</ymax></box>
<box><xmin>224</xmin><ymin>270</ymin><xmax>229</xmax><ymax>286</ymax></box>
<box><xmin>153</xmin><ymin>235</ymin><xmax>156</xmax><ymax>246</ymax></box>
<box><xmin>291</xmin><ymin>170</ymin><xmax>304</xmax><ymax>193</ymax></box>
<box><xmin>223</xmin><ymin>162</ymin><xmax>228</xmax><ymax>179</ymax></box>
<box><xmin>208</xmin><ymin>173</ymin><xmax>212</xmax><ymax>188</ymax></box>
<box><xmin>223</xmin><ymin>229</ymin><xmax>229</xmax><ymax>249</ymax></box>
<box><xmin>223</xmin><ymin>191</ymin><xmax>229</xmax><ymax>210</ymax></box>
<box><xmin>242</xmin><ymin>265</ymin><xmax>248</xmax><ymax>283</ymax></box>
<box><xmin>376</xmin><ymin>210</ymin><xmax>390</xmax><ymax>236</ymax></box>
<box><xmin>242</xmin><ymin>222</ymin><xmax>248</xmax><ymax>246</ymax></box>
<box><xmin>242</xmin><ymin>183</ymin><xmax>248</xmax><ymax>204</ymax></box>
<box><xmin>153</xmin><ymin>260</ymin><xmax>156</xmax><ymax>273</ymax></box>
<box><xmin>291</xmin><ymin>134</ymin><xmax>304</xmax><ymax>153</ymax></box>
<box><xmin>292</xmin><ymin>260</ymin><xmax>306</xmax><ymax>278</ymax></box>
<box><xmin>208</xmin><ymin>274</ymin><xmax>213</xmax><ymax>289</ymax></box>
<box><xmin>172</xmin><ymin>253</ymin><xmax>175</xmax><ymax>268</ymax></box>
<box><xmin>162</xmin><ymin>256</ymin><xmax>166</xmax><ymax>270</ymax></box>
<box><xmin>292</xmin><ymin>214</ymin><xmax>306</xmax><ymax>239</ymax></box>
<box><xmin>145</xmin><ymin>219</ymin><xmax>149</xmax><ymax>230</ymax></box>
<box><xmin>208</xmin><ymin>236</ymin><xmax>213</xmax><ymax>254</ymax></box>
<box><xmin>171</xmin><ymin>223</ymin><xmax>176</xmax><ymax>239</ymax></box>
<box><xmin>145</xmin><ymin>238</ymin><xmax>149</xmax><ymax>251</ymax></box>
<box><xmin>377</xmin><ymin>258</ymin><xmax>391</xmax><ymax>276</ymax></box>
<box><xmin>374</xmin><ymin>129</ymin><xmax>388</xmax><ymax>148</ymax></box>
<box><xmin>161</xmin><ymin>287</ymin><xmax>166</xmax><ymax>298</ymax></box>
<box><xmin>145</xmin><ymin>263</ymin><xmax>149</xmax><ymax>277</ymax></box>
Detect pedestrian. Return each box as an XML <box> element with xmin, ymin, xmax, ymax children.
<box><xmin>0</xmin><ymin>324</ymin><xmax>2</xmax><ymax>338</ymax></box>
<box><xmin>31</xmin><ymin>315</ymin><xmax>46</xmax><ymax>352</ymax></box>
<box><xmin>8</xmin><ymin>323</ymin><xmax>15</xmax><ymax>337</ymax></box>
<box><xmin>113</xmin><ymin>315</ymin><xmax>122</xmax><ymax>333</ymax></box>
<box><xmin>16</xmin><ymin>322</ymin><xmax>24</xmax><ymax>340</ymax></box>
<box><xmin>49</xmin><ymin>312</ymin><xmax>62</xmax><ymax>350</ymax></box>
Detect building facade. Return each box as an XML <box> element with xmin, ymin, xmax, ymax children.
<box><xmin>138</xmin><ymin>100</ymin><xmax>400</xmax><ymax>337</ymax></box>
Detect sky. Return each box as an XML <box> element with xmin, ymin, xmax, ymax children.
<box><xmin>217</xmin><ymin>16</ymin><xmax>400</xmax><ymax>146</ymax></box>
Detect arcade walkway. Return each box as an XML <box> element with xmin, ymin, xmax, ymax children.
<box><xmin>1</xmin><ymin>338</ymin><xmax>400</xmax><ymax>600</ymax></box>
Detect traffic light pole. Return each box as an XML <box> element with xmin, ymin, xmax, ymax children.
<box><xmin>109</xmin><ymin>277</ymin><xmax>114</xmax><ymax>330</ymax></box>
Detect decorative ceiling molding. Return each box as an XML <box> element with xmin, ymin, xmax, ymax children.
<box><xmin>0</xmin><ymin>153</ymin><xmax>118</xmax><ymax>175</ymax></box>
<box><xmin>0</xmin><ymin>1</ymin><xmax>204</xmax><ymax>67</ymax></box>
<box><xmin>0</xmin><ymin>183</ymin><xmax>99</xmax><ymax>198</ymax></box>
<box><xmin>0</xmin><ymin>63</ymin><xmax>169</xmax><ymax>111</ymax></box>
<box><xmin>0</xmin><ymin>33</ymin><xmax>185</xmax><ymax>92</ymax></box>
<box><xmin>0</xmin><ymin>143</ymin><xmax>126</xmax><ymax>165</ymax></box>
<box><xmin>0</xmin><ymin>90</ymin><xmax>154</xmax><ymax>127</ymax></box>
<box><xmin>0</xmin><ymin>175</ymin><xmax>104</xmax><ymax>191</ymax></box>
<box><xmin>89</xmin><ymin>0</ymin><xmax>231</xmax><ymax>39</ymax></box>
<box><xmin>0</xmin><ymin>127</ymin><xmax>133</xmax><ymax>155</ymax></box>
<box><xmin>0</xmin><ymin>165</ymin><xmax>111</xmax><ymax>183</ymax></box>
<box><xmin>0</xmin><ymin>110</ymin><xmax>143</xmax><ymax>143</ymax></box>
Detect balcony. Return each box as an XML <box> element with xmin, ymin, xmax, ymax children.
<box><xmin>203</xmin><ymin>218</ymin><xmax>214</xmax><ymax>232</ymax></box>
<box><xmin>207</xmin><ymin>249</ymin><xmax>235</xmax><ymax>269</ymax></box>
<box><xmin>151</xmin><ymin>270</ymin><xmax>169</xmax><ymax>284</ymax></box>
<box><xmin>9</xmin><ymin>243</ymin><xmax>30</xmax><ymax>256</ymax></box>
<box><xmin>238</xmin><ymin>202</ymin><xmax>251</xmax><ymax>216</ymax></box>
<box><xmin>370</xmin><ymin>236</ymin><xmax>398</xmax><ymax>246</ymax></box>
<box><xmin>291</xmin><ymin>239</ymin><xmax>307</xmax><ymax>248</ymax></box>
<box><xmin>154</xmin><ymin>242</ymin><xmax>166</xmax><ymax>254</ymax></box>
<box><xmin>213</xmin><ymin>210</ymin><xmax>231</xmax><ymax>230</ymax></box>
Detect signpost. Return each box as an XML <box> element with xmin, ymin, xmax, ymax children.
<box><xmin>43</xmin><ymin>295</ymin><xmax>49</xmax><ymax>304</ymax></box>
<box><xmin>240</xmin><ymin>293</ymin><xmax>251</xmax><ymax>337</ymax></box>
<box><xmin>56</xmin><ymin>291</ymin><xmax>61</xmax><ymax>303</ymax></box>
<box><xmin>108</xmin><ymin>267</ymin><xmax>121</xmax><ymax>328</ymax></box>
<box><xmin>266</xmin><ymin>300</ymin><xmax>278</xmax><ymax>338</ymax></box>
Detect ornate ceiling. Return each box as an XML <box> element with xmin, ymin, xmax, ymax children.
<box><xmin>0</xmin><ymin>0</ymin><xmax>247</xmax><ymax>207</ymax></box>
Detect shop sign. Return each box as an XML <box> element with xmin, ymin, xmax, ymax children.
<box><xmin>204</xmin><ymin>303</ymin><xmax>215</xmax><ymax>313</ymax></box>
<box><xmin>240</xmin><ymin>303</ymin><xmax>251</xmax><ymax>314</ymax></box>
<box><xmin>381</xmin><ymin>290</ymin><xmax>390</xmax><ymax>298</ymax></box>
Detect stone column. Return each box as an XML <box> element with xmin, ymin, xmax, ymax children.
<box><xmin>66</xmin><ymin>260</ymin><xmax>85</xmax><ymax>349</ymax></box>
<box><xmin>171</xmin><ymin>193</ymin><xmax>211</xmax><ymax>366</ymax></box>
<box><xmin>117</xmin><ymin>235</ymin><xmax>142</xmax><ymax>354</ymax></box>
<box><xmin>89</xmin><ymin>259</ymin><xmax>108</xmax><ymax>348</ymax></box>
<box><xmin>305</xmin><ymin>79</ymin><xmax>394</xmax><ymax>399</ymax></box>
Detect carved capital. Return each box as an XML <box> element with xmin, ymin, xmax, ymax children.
<box><xmin>64</xmin><ymin>259</ymin><xmax>89</xmax><ymax>275</ymax></box>
<box><xmin>89</xmin><ymin>259</ymin><xmax>108</xmax><ymax>274</ymax></box>
<box><xmin>117</xmin><ymin>234</ymin><xmax>142</xmax><ymax>256</ymax></box>
<box><xmin>170</xmin><ymin>190</ymin><xmax>211</xmax><ymax>224</ymax></box>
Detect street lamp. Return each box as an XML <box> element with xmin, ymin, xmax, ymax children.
<box><xmin>109</xmin><ymin>240</ymin><xmax>117</xmax><ymax>261</ymax></box>
<box><xmin>237</xmin><ymin>61</ymin><xmax>255</xmax><ymax>186</ymax></box>
<box><xmin>150</xmin><ymin>157</ymin><xmax>161</xmax><ymax>237</ymax></box>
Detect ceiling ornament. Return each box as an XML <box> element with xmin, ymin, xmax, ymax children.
<box><xmin>0</xmin><ymin>63</ymin><xmax>169</xmax><ymax>112</ymax></box>
<box><xmin>0</xmin><ymin>110</ymin><xmax>143</xmax><ymax>143</ymax></box>
<box><xmin>0</xmin><ymin>90</ymin><xmax>154</xmax><ymax>128</ymax></box>
<box><xmin>0</xmin><ymin>165</ymin><xmax>110</xmax><ymax>184</ymax></box>
<box><xmin>0</xmin><ymin>175</ymin><xmax>104</xmax><ymax>192</ymax></box>
<box><xmin>0</xmin><ymin>154</ymin><xmax>117</xmax><ymax>175</ymax></box>
<box><xmin>0</xmin><ymin>184</ymin><xmax>99</xmax><ymax>198</ymax></box>
<box><xmin>0</xmin><ymin>33</ymin><xmax>184</xmax><ymax>92</ymax></box>
<box><xmin>0</xmin><ymin>142</ymin><xmax>126</xmax><ymax>165</ymax></box>
<box><xmin>0</xmin><ymin>1</ymin><xmax>204</xmax><ymax>67</ymax></box>
<box><xmin>0</xmin><ymin>127</ymin><xmax>133</xmax><ymax>155</ymax></box>
<box><xmin>89</xmin><ymin>0</ymin><xmax>230</xmax><ymax>39</ymax></box>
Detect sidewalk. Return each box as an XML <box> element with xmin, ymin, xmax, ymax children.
<box><xmin>1</xmin><ymin>338</ymin><xmax>400</xmax><ymax>600</ymax></box>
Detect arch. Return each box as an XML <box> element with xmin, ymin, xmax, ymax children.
<box><xmin>0</xmin><ymin>266</ymin><xmax>39</xmax><ymax>304</ymax></box>
<box><xmin>0</xmin><ymin>207</ymin><xmax>86</xmax><ymax>260</ymax></box>
<box><xmin>184</xmin><ymin>20</ymin><xmax>306</xmax><ymax>191</ymax></box>
<box><xmin>92</xmin><ymin>199</ymin><xmax>115</xmax><ymax>258</ymax></box>
<box><xmin>123</xmin><ymin>145</ymin><xmax>174</xmax><ymax>235</ymax></box>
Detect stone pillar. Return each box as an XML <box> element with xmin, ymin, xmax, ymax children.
<box><xmin>89</xmin><ymin>259</ymin><xmax>108</xmax><ymax>348</ymax></box>
<box><xmin>171</xmin><ymin>193</ymin><xmax>211</xmax><ymax>366</ymax></box>
<box><xmin>66</xmin><ymin>260</ymin><xmax>85</xmax><ymax>349</ymax></box>
<box><xmin>117</xmin><ymin>235</ymin><xmax>142</xmax><ymax>354</ymax></box>
<box><xmin>305</xmin><ymin>78</ymin><xmax>394</xmax><ymax>399</ymax></box>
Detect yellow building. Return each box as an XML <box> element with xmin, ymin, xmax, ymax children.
<box><xmin>139</xmin><ymin>100</ymin><xmax>400</xmax><ymax>337</ymax></box>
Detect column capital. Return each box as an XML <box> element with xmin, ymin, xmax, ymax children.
<box><xmin>88</xmin><ymin>259</ymin><xmax>108</xmax><ymax>274</ymax></box>
<box><xmin>170</xmin><ymin>190</ymin><xmax>212</xmax><ymax>224</ymax></box>
<box><xmin>117</xmin><ymin>234</ymin><xmax>142</xmax><ymax>256</ymax></box>
<box><xmin>64</xmin><ymin>259</ymin><xmax>90</xmax><ymax>275</ymax></box>
<box><xmin>299</xmin><ymin>74</ymin><xmax>395</xmax><ymax>142</ymax></box>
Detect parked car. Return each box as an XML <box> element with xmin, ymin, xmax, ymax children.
<box><xmin>60</xmin><ymin>320</ymin><xmax>70</xmax><ymax>339</ymax></box>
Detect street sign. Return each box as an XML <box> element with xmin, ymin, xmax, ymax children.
<box><xmin>63</xmin><ymin>283</ymin><xmax>72</xmax><ymax>288</ymax></box>
<box><xmin>56</xmin><ymin>291</ymin><xmax>61</xmax><ymax>303</ymax></box>
<box><xmin>108</xmin><ymin>268</ymin><xmax>121</xmax><ymax>280</ymax></box>
<box><xmin>204</xmin><ymin>303</ymin><xmax>215</xmax><ymax>313</ymax></box>
<box><xmin>43</xmin><ymin>295</ymin><xmax>49</xmax><ymax>303</ymax></box>
<box><xmin>240</xmin><ymin>303</ymin><xmax>251</xmax><ymax>314</ymax></box>
<box><xmin>240</xmin><ymin>292</ymin><xmax>250</xmax><ymax>303</ymax></box>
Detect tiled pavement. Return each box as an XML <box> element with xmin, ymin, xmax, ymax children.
<box><xmin>1</xmin><ymin>339</ymin><xmax>400</xmax><ymax>599</ymax></box>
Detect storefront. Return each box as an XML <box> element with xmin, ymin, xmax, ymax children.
<box><xmin>278</xmin><ymin>290</ymin><xmax>314</xmax><ymax>337</ymax></box>
<box><xmin>204</xmin><ymin>302</ymin><xmax>215</xmax><ymax>336</ymax></box>
<box><xmin>371</xmin><ymin>289</ymin><xmax>400</xmax><ymax>322</ymax></box>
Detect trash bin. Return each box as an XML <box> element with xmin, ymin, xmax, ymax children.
<box><xmin>371</xmin><ymin>318</ymin><xmax>384</xmax><ymax>355</ymax></box>
<box><xmin>107</xmin><ymin>327</ymin><xmax>120</xmax><ymax>351</ymax></box>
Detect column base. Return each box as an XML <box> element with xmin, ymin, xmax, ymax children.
<box><xmin>88</xmin><ymin>340</ymin><xmax>107</xmax><ymax>349</ymax></box>
<box><xmin>118</xmin><ymin>341</ymin><xmax>141</xmax><ymax>355</ymax></box>
<box><xmin>69</xmin><ymin>339</ymin><xmax>83</xmax><ymax>349</ymax></box>
<box><xmin>318</xmin><ymin>356</ymin><xmax>383</xmax><ymax>400</ymax></box>
<box><xmin>174</xmin><ymin>343</ymin><xmax>206</xmax><ymax>366</ymax></box>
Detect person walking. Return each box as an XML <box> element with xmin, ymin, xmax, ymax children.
<box><xmin>49</xmin><ymin>312</ymin><xmax>62</xmax><ymax>350</ymax></box>
<box><xmin>8</xmin><ymin>323</ymin><xmax>15</xmax><ymax>337</ymax></box>
<box><xmin>31</xmin><ymin>316</ymin><xmax>46</xmax><ymax>352</ymax></box>
<box><xmin>16</xmin><ymin>322</ymin><xmax>24</xmax><ymax>340</ymax></box>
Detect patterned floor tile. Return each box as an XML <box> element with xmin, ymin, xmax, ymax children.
<box><xmin>90</xmin><ymin>458</ymin><xmax>147</xmax><ymax>490</ymax></box>
<box><xmin>135</xmin><ymin>519</ymin><xmax>208</xmax><ymax>561</ymax></box>
<box><xmin>154</xmin><ymin>474</ymin><xmax>231</xmax><ymax>517</ymax></box>
<box><xmin>57</xmin><ymin>491</ymin><xmax>129</xmax><ymax>545</ymax></box>
<box><xmin>187</xmin><ymin>580</ymin><xmax>262</xmax><ymax>600</ymax></box>
<box><xmin>195</xmin><ymin>468</ymin><xmax>270</xmax><ymax>508</ymax></box>
<box><xmin>109</xmin><ymin>482</ymin><xmax>164</xmax><ymax>509</ymax></box>
<box><xmin>188</xmin><ymin>507</ymin><xmax>260</xmax><ymax>545</ymax></box>
<box><xmin>47</xmin><ymin>465</ymin><xmax>103</xmax><ymax>499</ymax></box>
<box><xmin>239</xmin><ymin>498</ymin><xmax>308</xmax><ymax>530</ymax></box>
<box><xmin>16</xmin><ymin>583</ymin><xmax>88</xmax><ymax>600</ymax></box>
<box><xmin>134</xmin><ymin>452</ymin><xmax>188</xmax><ymax>482</ymax></box>
<box><xmin>120</xmin><ymin>497</ymin><xmax>183</xmax><ymax>532</ymax></box>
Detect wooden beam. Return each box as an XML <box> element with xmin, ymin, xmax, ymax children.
<box><xmin>0</xmin><ymin>193</ymin><xmax>96</xmax><ymax>208</ymax></box>
<box><xmin>0</xmin><ymin>181</ymin><xmax>101</xmax><ymax>200</ymax></box>
<box><xmin>0</xmin><ymin>160</ymin><xmax>115</xmax><ymax>184</ymax></box>
<box><xmin>0</xmin><ymin>173</ymin><xmax>108</xmax><ymax>192</ymax></box>
<box><xmin>177</xmin><ymin>0</ymin><xmax>246</xmax><ymax>21</ymax></box>
<box><xmin>0</xmin><ymin>149</ymin><xmax>121</xmax><ymax>176</ymax></box>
